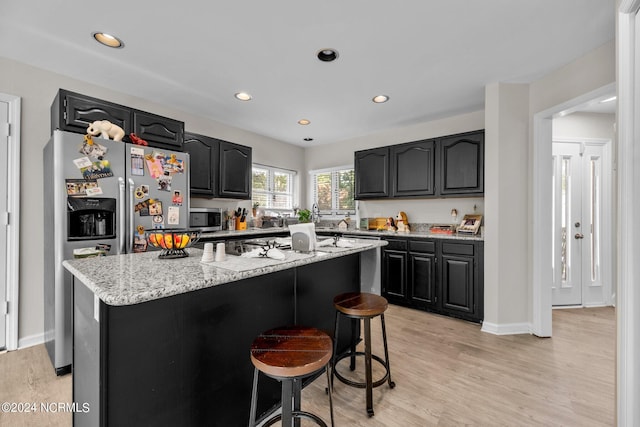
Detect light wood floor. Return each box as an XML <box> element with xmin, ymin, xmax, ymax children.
<box><xmin>0</xmin><ymin>305</ymin><xmax>614</xmax><ymax>426</ymax></box>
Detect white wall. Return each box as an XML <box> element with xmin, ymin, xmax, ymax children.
<box><xmin>0</xmin><ymin>56</ymin><xmax>304</xmax><ymax>346</ymax></box>
<box><xmin>553</xmin><ymin>112</ymin><xmax>616</xmax><ymax>140</ymax></box>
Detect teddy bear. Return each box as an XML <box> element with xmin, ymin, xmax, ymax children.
<box><xmin>86</xmin><ymin>120</ymin><xmax>125</xmax><ymax>142</ymax></box>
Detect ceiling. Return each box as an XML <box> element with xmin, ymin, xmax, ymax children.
<box><xmin>0</xmin><ymin>1</ymin><xmax>615</xmax><ymax>147</ymax></box>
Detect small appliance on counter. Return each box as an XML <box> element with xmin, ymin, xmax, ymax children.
<box><xmin>189</xmin><ymin>207</ymin><xmax>222</xmax><ymax>232</ymax></box>
<box><xmin>288</xmin><ymin>223</ymin><xmax>316</xmax><ymax>252</ymax></box>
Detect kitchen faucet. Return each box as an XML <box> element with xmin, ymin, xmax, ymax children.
<box><xmin>312</xmin><ymin>203</ymin><xmax>320</xmax><ymax>224</ymax></box>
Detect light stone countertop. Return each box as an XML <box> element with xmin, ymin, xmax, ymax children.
<box><xmin>63</xmin><ymin>240</ymin><xmax>387</xmax><ymax>307</ymax></box>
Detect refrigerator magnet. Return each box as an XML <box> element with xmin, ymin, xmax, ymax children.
<box><xmin>152</xmin><ymin>215</ymin><xmax>164</xmax><ymax>229</ymax></box>
<box><xmin>145</xmin><ymin>154</ymin><xmax>163</xmax><ymax>179</ymax></box>
<box><xmin>157</xmin><ymin>176</ymin><xmax>172</xmax><ymax>192</ymax></box>
<box><xmin>135</xmin><ymin>199</ymin><xmax>150</xmax><ymax>215</ymax></box>
<box><xmin>80</xmin><ymin>139</ymin><xmax>108</xmax><ymax>159</ymax></box>
<box><xmin>149</xmin><ymin>200</ymin><xmax>163</xmax><ymax>216</ymax></box>
<box><xmin>66</xmin><ymin>178</ymin><xmax>98</xmax><ymax>196</ymax></box>
<box><xmin>73</xmin><ymin>157</ymin><xmax>93</xmax><ymax>169</ymax></box>
<box><xmin>81</xmin><ymin>160</ymin><xmax>114</xmax><ymax>180</ymax></box>
<box><xmin>134</xmin><ymin>185</ymin><xmax>149</xmax><ymax>199</ymax></box>
<box><xmin>167</xmin><ymin>206</ymin><xmax>179</xmax><ymax>225</ymax></box>
<box><xmin>172</xmin><ymin>190</ymin><xmax>183</xmax><ymax>206</ymax></box>
<box><xmin>163</xmin><ymin>154</ymin><xmax>184</xmax><ymax>175</ymax></box>
<box><xmin>131</xmin><ymin>148</ymin><xmax>145</xmax><ymax>176</ymax></box>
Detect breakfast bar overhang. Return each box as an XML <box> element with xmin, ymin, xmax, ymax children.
<box><xmin>64</xmin><ymin>241</ymin><xmax>386</xmax><ymax>426</ymax></box>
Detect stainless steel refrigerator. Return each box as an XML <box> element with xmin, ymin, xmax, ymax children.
<box><xmin>43</xmin><ymin>130</ymin><xmax>190</xmax><ymax>374</ymax></box>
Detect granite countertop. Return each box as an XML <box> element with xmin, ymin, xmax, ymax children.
<box><xmin>63</xmin><ymin>239</ymin><xmax>387</xmax><ymax>307</ymax></box>
<box><xmin>200</xmin><ymin>226</ymin><xmax>483</xmax><ymax>241</ymax></box>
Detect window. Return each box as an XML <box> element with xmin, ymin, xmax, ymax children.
<box><xmin>310</xmin><ymin>166</ymin><xmax>355</xmax><ymax>215</ymax></box>
<box><xmin>252</xmin><ymin>164</ymin><xmax>296</xmax><ymax>210</ymax></box>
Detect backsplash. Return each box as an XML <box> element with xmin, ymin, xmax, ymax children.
<box><xmin>357</xmin><ymin>197</ymin><xmax>484</xmax><ymax>225</ymax></box>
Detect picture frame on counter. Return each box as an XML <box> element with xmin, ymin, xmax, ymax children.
<box><xmin>457</xmin><ymin>214</ymin><xmax>482</xmax><ymax>235</ymax></box>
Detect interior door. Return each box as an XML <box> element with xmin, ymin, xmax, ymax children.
<box><xmin>0</xmin><ymin>100</ymin><xmax>8</xmax><ymax>349</ymax></box>
<box><xmin>552</xmin><ymin>141</ymin><xmax>608</xmax><ymax>306</ymax></box>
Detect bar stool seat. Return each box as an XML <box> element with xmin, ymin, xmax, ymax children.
<box><xmin>332</xmin><ymin>292</ymin><xmax>395</xmax><ymax>417</ymax></box>
<box><xmin>249</xmin><ymin>326</ymin><xmax>334</xmax><ymax>427</ymax></box>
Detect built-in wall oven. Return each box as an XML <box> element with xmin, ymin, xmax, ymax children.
<box><xmin>189</xmin><ymin>207</ymin><xmax>222</xmax><ymax>232</ymax></box>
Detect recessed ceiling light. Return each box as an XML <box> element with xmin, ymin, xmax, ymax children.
<box><xmin>317</xmin><ymin>49</ymin><xmax>339</xmax><ymax>62</ymax></box>
<box><xmin>234</xmin><ymin>92</ymin><xmax>252</xmax><ymax>101</ymax></box>
<box><xmin>298</xmin><ymin>119</ymin><xmax>311</xmax><ymax>125</ymax></box>
<box><xmin>92</xmin><ymin>32</ymin><xmax>124</xmax><ymax>48</ymax></box>
<box><xmin>303</xmin><ymin>138</ymin><xmax>314</xmax><ymax>142</ymax></box>
<box><xmin>372</xmin><ymin>95</ymin><xmax>389</xmax><ymax>103</ymax></box>
<box><xmin>600</xmin><ymin>96</ymin><xmax>617</xmax><ymax>103</ymax></box>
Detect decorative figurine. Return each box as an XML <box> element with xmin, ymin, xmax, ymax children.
<box><xmin>396</xmin><ymin>211</ymin><xmax>410</xmax><ymax>232</ymax></box>
<box><xmin>86</xmin><ymin>120</ymin><xmax>125</xmax><ymax>142</ymax></box>
<box><xmin>129</xmin><ymin>133</ymin><xmax>149</xmax><ymax>146</ymax></box>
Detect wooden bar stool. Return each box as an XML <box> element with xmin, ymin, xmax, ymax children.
<box><xmin>332</xmin><ymin>292</ymin><xmax>395</xmax><ymax>417</ymax></box>
<box><xmin>249</xmin><ymin>326</ymin><xmax>334</xmax><ymax>427</ymax></box>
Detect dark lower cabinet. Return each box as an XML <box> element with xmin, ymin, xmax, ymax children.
<box><xmin>382</xmin><ymin>237</ymin><xmax>483</xmax><ymax>323</ymax></box>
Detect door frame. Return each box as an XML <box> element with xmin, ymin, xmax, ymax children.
<box><xmin>0</xmin><ymin>93</ymin><xmax>21</xmax><ymax>351</ymax></box>
<box><xmin>532</xmin><ymin>82</ymin><xmax>615</xmax><ymax>338</ymax></box>
<box><xmin>617</xmin><ymin>0</ymin><xmax>640</xmax><ymax>423</ymax></box>
<box><xmin>551</xmin><ymin>138</ymin><xmax>613</xmax><ymax>307</ymax></box>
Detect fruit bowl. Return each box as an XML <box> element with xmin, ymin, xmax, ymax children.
<box><xmin>146</xmin><ymin>229</ymin><xmax>201</xmax><ymax>259</ymax></box>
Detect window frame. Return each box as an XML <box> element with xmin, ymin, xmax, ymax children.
<box><xmin>252</xmin><ymin>163</ymin><xmax>297</xmax><ymax>212</ymax></box>
<box><xmin>309</xmin><ymin>165</ymin><xmax>355</xmax><ymax>217</ymax></box>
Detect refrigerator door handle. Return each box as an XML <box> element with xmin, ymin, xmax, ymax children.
<box><xmin>128</xmin><ymin>178</ymin><xmax>135</xmax><ymax>253</ymax></box>
<box><xmin>118</xmin><ymin>177</ymin><xmax>126</xmax><ymax>254</ymax></box>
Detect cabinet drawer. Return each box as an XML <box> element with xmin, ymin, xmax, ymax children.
<box><xmin>409</xmin><ymin>240</ymin><xmax>435</xmax><ymax>253</ymax></box>
<box><xmin>383</xmin><ymin>238</ymin><xmax>407</xmax><ymax>251</ymax></box>
<box><xmin>442</xmin><ymin>242</ymin><xmax>474</xmax><ymax>256</ymax></box>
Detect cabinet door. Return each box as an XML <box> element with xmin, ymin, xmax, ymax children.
<box><xmin>382</xmin><ymin>249</ymin><xmax>407</xmax><ymax>304</ymax></box>
<box><xmin>409</xmin><ymin>253</ymin><xmax>437</xmax><ymax>306</ymax></box>
<box><xmin>440</xmin><ymin>254</ymin><xmax>475</xmax><ymax>316</ymax></box>
<box><xmin>439</xmin><ymin>131</ymin><xmax>484</xmax><ymax>195</ymax></box>
<box><xmin>183</xmin><ymin>132</ymin><xmax>219</xmax><ymax>196</ymax></box>
<box><xmin>354</xmin><ymin>147</ymin><xmax>390</xmax><ymax>199</ymax></box>
<box><xmin>52</xmin><ymin>90</ymin><xmax>132</xmax><ymax>137</ymax></box>
<box><xmin>219</xmin><ymin>140</ymin><xmax>252</xmax><ymax>199</ymax></box>
<box><xmin>391</xmin><ymin>139</ymin><xmax>436</xmax><ymax>197</ymax></box>
<box><xmin>133</xmin><ymin>110</ymin><xmax>184</xmax><ymax>150</ymax></box>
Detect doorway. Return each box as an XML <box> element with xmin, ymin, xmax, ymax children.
<box><xmin>0</xmin><ymin>93</ymin><xmax>21</xmax><ymax>351</ymax></box>
<box><xmin>551</xmin><ymin>139</ymin><xmax>612</xmax><ymax>307</ymax></box>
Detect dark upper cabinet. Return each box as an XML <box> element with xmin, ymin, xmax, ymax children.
<box><xmin>51</xmin><ymin>89</ymin><xmax>133</xmax><ymax>137</ymax></box>
<box><xmin>218</xmin><ymin>140</ymin><xmax>252</xmax><ymax>199</ymax></box>
<box><xmin>184</xmin><ymin>134</ymin><xmax>252</xmax><ymax>200</ymax></box>
<box><xmin>354</xmin><ymin>147</ymin><xmax>390</xmax><ymax>199</ymax></box>
<box><xmin>183</xmin><ymin>132</ymin><xmax>219</xmax><ymax>196</ymax></box>
<box><xmin>133</xmin><ymin>110</ymin><xmax>184</xmax><ymax>150</ymax></box>
<box><xmin>50</xmin><ymin>89</ymin><xmax>185</xmax><ymax>149</ymax></box>
<box><xmin>439</xmin><ymin>131</ymin><xmax>484</xmax><ymax>195</ymax></box>
<box><xmin>391</xmin><ymin>139</ymin><xmax>436</xmax><ymax>197</ymax></box>
<box><xmin>354</xmin><ymin>130</ymin><xmax>484</xmax><ymax>199</ymax></box>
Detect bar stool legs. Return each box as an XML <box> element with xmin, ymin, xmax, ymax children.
<box><xmin>331</xmin><ymin>292</ymin><xmax>396</xmax><ymax>417</ymax></box>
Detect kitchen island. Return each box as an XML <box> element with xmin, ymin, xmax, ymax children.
<box><xmin>63</xmin><ymin>240</ymin><xmax>386</xmax><ymax>427</ymax></box>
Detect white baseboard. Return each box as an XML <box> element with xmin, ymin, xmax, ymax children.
<box><xmin>481</xmin><ymin>321</ymin><xmax>531</xmax><ymax>335</ymax></box>
<box><xmin>18</xmin><ymin>332</ymin><xmax>45</xmax><ymax>349</ymax></box>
